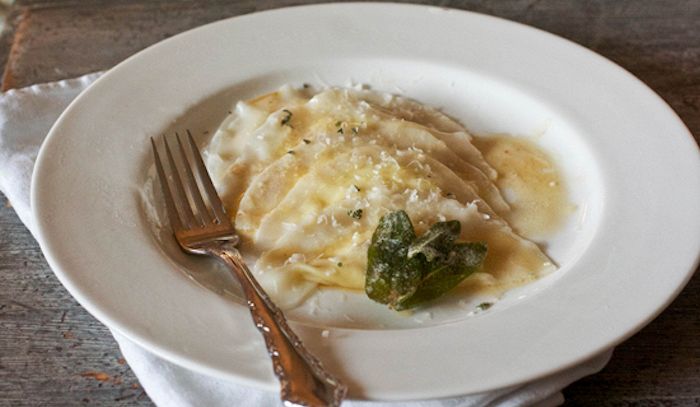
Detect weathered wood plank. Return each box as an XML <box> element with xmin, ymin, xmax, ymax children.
<box><xmin>0</xmin><ymin>200</ymin><xmax>149</xmax><ymax>405</ymax></box>
<box><xmin>0</xmin><ymin>1</ymin><xmax>698</xmax><ymax>405</ymax></box>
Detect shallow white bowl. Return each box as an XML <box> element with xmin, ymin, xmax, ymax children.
<box><xmin>32</xmin><ymin>3</ymin><xmax>700</xmax><ymax>400</ymax></box>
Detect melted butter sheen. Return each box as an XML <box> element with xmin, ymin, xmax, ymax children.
<box><xmin>204</xmin><ymin>86</ymin><xmax>566</xmax><ymax>309</ymax></box>
<box><xmin>473</xmin><ymin>135</ymin><xmax>573</xmax><ymax>239</ymax></box>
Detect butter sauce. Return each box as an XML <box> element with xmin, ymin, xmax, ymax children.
<box><xmin>473</xmin><ymin>135</ymin><xmax>573</xmax><ymax>239</ymax></box>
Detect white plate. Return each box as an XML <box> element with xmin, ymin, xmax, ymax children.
<box><xmin>32</xmin><ymin>3</ymin><xmax>700</xmax><ymax>400</ymax></box>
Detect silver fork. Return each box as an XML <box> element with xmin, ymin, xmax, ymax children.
<box><xmin>151</xmin><ymin>131</ymin><xmax>347</xmax><ymax>407</ymax></box>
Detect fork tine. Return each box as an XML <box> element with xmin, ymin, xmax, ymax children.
<box><xmin>163</xmin><ymin>135</ymin><xmax>196</xmax><ymax>228</ymax></box>
<box><xmin>175</xmin><ymin>132</ymin><xmax>212</xmax><ymax>225</ymax></box>
<box><xmin>186</xmin><ymin>130</ymin><xmax>229</xmax><ymax>225</ymax></box>
<box><xmin>151</xmin><ymin>137</ymin><xmax>184</xmax><ymax>232</ymax></box>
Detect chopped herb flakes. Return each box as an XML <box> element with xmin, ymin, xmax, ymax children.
<box><xmin>281</xmin><ymin>109</ymin><xmax>293</xmax><ymax>126</ymax></box>
<box><xmin>287</xmin><ymin>150</ymin><xmax>295</xmax><ymax>154</ymax></box>
<box><xmin>347</xmin><ymin>209</ymin><xmax>363</xmax><ymax>220</ymax></box>
<box><xmin>337</xmin><ymin>262</ymin><xmax>343</xmax><ymax>267</ymax></box>
<box><xmin>477</xmin><ymin>302</ymin><xmax>493</xmax><ymax>311</ymax></box>
<box><xmin>353</xmin><ymin>184</ymin><xmax>361</xmax><ymax>192</ymax></box>
<box><xmin>335</xmin><ymin>120</ymin><xmax>344</xmax><ymax>134</ymax></box>
<box><xmin>303</xmin><ymin>139</ymin><xmax>311</xmax><ymax>144</ymax></box>
<box><xmin>352</xmin><ymin>127</ymin><xmax>359</xmax><ymax>135</ymax></box>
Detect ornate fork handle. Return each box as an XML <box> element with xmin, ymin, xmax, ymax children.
<box><xmin>209</xmin><ymin>242</ymin><xmax>347</xmax><ymax>407</ymax></box>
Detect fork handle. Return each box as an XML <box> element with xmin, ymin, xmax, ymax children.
<box><xmin>209</xmin><ymin>243</ymin><xmax>347</xmax><ymax>407</ymax></box>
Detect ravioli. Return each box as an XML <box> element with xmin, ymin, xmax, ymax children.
<box><xmin>204</xmin><ymin>86</ymin><xmax>557</xmax><ymax>308</ymax></box>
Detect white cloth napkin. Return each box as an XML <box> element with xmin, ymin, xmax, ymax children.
<box><xmin>0</xmin><ymin>73</ymin><xmax>613</xmax><ymax>407</ymax></box>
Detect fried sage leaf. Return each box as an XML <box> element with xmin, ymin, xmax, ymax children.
<box><xmin>365</xmin><ymin>210</ymin><xmax>487</xmax><ymax>311</ymax></box>
<box><xmin>398</xmin><ymin>241</ymin><xmax>487</xmax><ymax>310</ymax></box>
<box><xmin>365</xmin><ymin>210</ymin><xmax>422</xmax><ymax>305</ymax></box>
<box><xmin>407</xmin><ymin>220</ymin><xmax>461</xmax><ymax>262</ymax></box>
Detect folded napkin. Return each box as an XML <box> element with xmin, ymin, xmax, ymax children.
<box><xmin>0</xmin><ymin>73</ymin><xmax>612</xmax><ymax>407</ymax></box>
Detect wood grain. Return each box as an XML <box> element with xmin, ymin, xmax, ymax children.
<box><xmin>0</xmin><ymin>0</ymin><xmax>698</xmax><ymax>405</ymax></box>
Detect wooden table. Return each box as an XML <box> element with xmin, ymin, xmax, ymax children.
<box><xmin>0</xmin><ymin>1</ymin><xmax>698</xmax><ymax>405</ymax></box>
